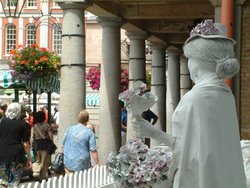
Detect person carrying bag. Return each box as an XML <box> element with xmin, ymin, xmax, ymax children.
<box><xmin>31</xmin><ymin>111</ymin><xmax>56</xmax><ymax>181</ymax></box>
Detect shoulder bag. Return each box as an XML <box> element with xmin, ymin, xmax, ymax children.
<box><xmin>50</xmin><ymin>152</ymin><xmax>64</xmax><ymax>174</ymax></box>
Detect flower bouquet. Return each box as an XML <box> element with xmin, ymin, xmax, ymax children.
<box><xmin>111</xmin><ymin>81</ymin><xmax>173</xmax><ymax>187</ymax></box>
<box><xmin>119</xmin><ymin>81</ymin><xmax>157</xmax><ymax>118</ymax></box>
<box><xmin>7</xmin><ymin>44</ymin><xmax>60</xmax><ymax>81</ymax></box>
<box><xmin>106</xmin><ymin>137</ymin><xmax>172</xmax><ymax>188</ymax></box>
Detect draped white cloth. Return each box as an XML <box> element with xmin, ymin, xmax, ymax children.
<box><xmin>169</xmin><ymin>73</ymin><xmax>246</xmax><ymax>188</ymax></box>
<box><xmin>241</xmin><ymin>140</ymin><xmax>250</xmax><ymax>188</ymax></box>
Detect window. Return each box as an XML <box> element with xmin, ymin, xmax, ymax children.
<box><xmin>6</xmin><ymin>0</ymin><xmax>15</xmax><ymax>7</ymax></box>
<box><xmin>53</xmin><ymin>0</ymin><xmax>59</xmax><ymax>7</ymax></box>
<box><xmin>27</xmin><ymin>0</ymin><xmax>37</xmax><ymax>7</ymax></box>
<box><xmin>52</xmin><ymin>24</ymin><xmax>62</xmax><ymax>54</ymax></box>
<box><xmin>26</xmin><ymin>24</ymin><xmax>36</xmax><ymax>47</ymax></box>
<box><xmin>5</xmin><ymin>24</ymin><xmax>16</xmax><ymax>54</ymax></box>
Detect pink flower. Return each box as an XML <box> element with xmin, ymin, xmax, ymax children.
<box><xmin>86</xmin><ymin>65</ymin><xmax>129</xmax><ymax>92</ymax></box>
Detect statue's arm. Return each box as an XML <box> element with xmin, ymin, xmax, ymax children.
<box><xmin>131</xmin><ymin>117</ymin><xmax>174</xmax><ymax>148</ymax></box>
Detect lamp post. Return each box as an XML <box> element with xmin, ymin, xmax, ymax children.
<box><xmin>0</xmin><ymin>0</ymin><xmax>26</xmax><ymax>18</ymax></box>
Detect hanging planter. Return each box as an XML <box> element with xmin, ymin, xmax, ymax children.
<box><xmin>86</xmin><ymin>65</ymin><xmax>129</xmax><ymax>92</ymax></box>
<box><xmin>7</xmin><ymin>44</ymin><xmax>61</xmax><ymax>93</ymax></box>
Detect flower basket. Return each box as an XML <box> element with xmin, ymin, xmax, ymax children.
<box><xmin>106</xmin><ymin>137</ymin><xmax>172</xmax><ymax>188</ymax></box>
<box><xmin>86</xmin><ymin>65</ymin><xmax>129</xmax><ymax>92</ymax></box>
<box><xmin>7</xmin><ymin>44</ymin><xmax>60</xmax><ymax>84</ymax></box>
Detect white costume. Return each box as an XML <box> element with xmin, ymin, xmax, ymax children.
<box><xmin>132</xmin><ymin>20</ymin><xmax>247</xmax><ymax>188</ymax></box>
<box><xmin>170</xmin><ymin>73</ymin><xmax>246</xmax><ymax>188</ymax></box>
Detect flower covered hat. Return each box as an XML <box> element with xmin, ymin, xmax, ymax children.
<box><xmin>185</xmin><ymin>19</ymin><xmax>236</xmax><ymax>45</ymax></box>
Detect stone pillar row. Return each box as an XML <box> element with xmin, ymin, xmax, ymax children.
<box><xmin>57</xmin><ymin>1</ymin><xmax>191</xmax><ymax>164</ymax></box>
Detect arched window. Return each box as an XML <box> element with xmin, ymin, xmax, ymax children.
<box><xmin>5</xmin><ymin>24</ymin><xmax>16</xmax><ymax>54</ymax></box>
<box><xmin>52</xmin><ymin>24</ymin><xmax>62</xmax><ymax>54</ymax></box>
<box><xmin>27</xmin><ymin>0</ymin><xmax>37</xmax><ymax>7</ymax></box>
<box><xmin>26</xmin><ymin>24</ymin><xmax>36</xmax><ymax>47</ymax></box>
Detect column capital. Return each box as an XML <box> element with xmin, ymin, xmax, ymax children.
<box><xmin>149</xmin><ymin>42</ymin><xmax>167</xmax><ymax>50</ymax></box>
<box><xmin>209</xmin><ymin>0</ymin><xmax>246</xmax><ymax>6</ymax></box>
<box><xmin>166</xmin><ymin>46</ymin><xmax>182</xmax><ymax>56</ymax></box>
<box><xmin>56</xmin><ymin>1</ymin><xmax>90</xmax><ymax>10</ymax></box>
<box><xmin>97</xmin><ymin>17</ymin><xmax>124</xmax><ymax>28</ymax></box>
<box><xmin>180</xmin><ymin>54</ymin><xmax>187</xmax><ymax>59</ymax></box>
<box><xmin>126</xmin><ymin>31</ymin><xmax>148</xmax><ymax>40</ymax></box>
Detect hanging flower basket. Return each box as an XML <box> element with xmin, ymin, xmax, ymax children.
<box><xmin>7</xmin><ymin>44</ymin><xmax>60</xmax><ymax>81</ymax></box>
<box><xmin>86</xmin><ymin>65</ymin><xmax>129</xmax><ymax>92</ymax></box>
<box><xmin>6</xmin><ymin>44</ymin><xmax>61</xmax><ymax>92</ymax></box>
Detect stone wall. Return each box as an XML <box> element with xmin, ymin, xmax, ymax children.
<box><xmin>240</xmin><ymin>1</ymin><xmax>250</xmax><ymax>139</ymax></box>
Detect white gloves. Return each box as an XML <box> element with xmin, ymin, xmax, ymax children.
<box><xmin>131</xmin><ymin>117</ymin><xmax>174</xmax><ymax>149</ymax></box>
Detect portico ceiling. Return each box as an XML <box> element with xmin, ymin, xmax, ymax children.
<box><xmin>87</xmin><ymin>0</ymin><xmax>215</xmax><ymax>48</ymax></box>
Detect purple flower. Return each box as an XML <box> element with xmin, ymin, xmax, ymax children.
<box><xmin>190</xmin><ymin>19</ymin><xmax>219</xmax><ymax>37</ymax></box>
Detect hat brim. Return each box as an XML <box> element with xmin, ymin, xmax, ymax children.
<box><xmin>185</xmin><ymin>34</ymin><xmax>236</xmax><ymax>45</ymax></box>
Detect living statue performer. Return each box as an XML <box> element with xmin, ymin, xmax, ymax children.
<box><xmin>131</xmin><ymin>20</ymin><xmax>247</xmax><ymax>188</ymax></box>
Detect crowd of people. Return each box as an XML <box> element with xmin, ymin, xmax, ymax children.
<box><xmin>0</xmin><ymin>102</ymin><xmax>99</xmax><ymax>188</ymax></box>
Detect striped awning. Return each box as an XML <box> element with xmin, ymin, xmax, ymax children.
<box><xmin>0</xmin><ymin>70</ymin><xmax>18</xmax><ymax>88</ymax></box>
<box><xmin>0</xmin><ymin>70</ymin><xmax>60</xmax><ymax>93</ymax></box>
<box><xmin>86</xmin><ymin>93</ymin><xmax>100</xmax><ymax>106</ymax></box>
<box><xmin>25</xmin><ymin>75</ymin><xmax>60</xmax><ymax>94</ymax></box>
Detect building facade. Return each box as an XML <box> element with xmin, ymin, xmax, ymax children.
<box><xmin>0</xmin><ymin>0</ymin><xmax>131</xmax><ymax>128</ymax></box>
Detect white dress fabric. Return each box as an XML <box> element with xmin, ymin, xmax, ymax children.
<box><xmin>169</xmin><ymin>73</ymin><xmax>246</xmax><ymax>188</ymax></box>
<box><xmin>241</xmin><ymin>140</ymin><xmax>250</xmax><ymax>188</ymax></box>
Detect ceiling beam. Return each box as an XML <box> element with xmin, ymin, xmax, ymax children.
<box><xmin>93</xmin><ymin>1</ymin><xmax>214</xmax><ymax>19</ymax></box>
<box><xmin>120</xmin><ymin>3</ymin><xmax>214</xmax><ymax>19</ymax></box>
<box><xmin>151</xmin><ymin>33</ymin><xmax>189</xmax><ymax>44</ymax></box>
<box><xmin>128</xmin><ymin>20</ymin><xmax>196</xmax><ymax>33</ymax></box>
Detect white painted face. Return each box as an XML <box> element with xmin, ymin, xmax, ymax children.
<box><xmin>187</xmin><ymin>58</ymin><xmax>200</xmax><ymax>83</ymax></box>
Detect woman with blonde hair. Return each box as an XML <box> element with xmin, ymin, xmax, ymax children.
<box><xmin>63</xmin><ymin>109</ymin><xmax>99</xmax><ymax>173</ymax></box>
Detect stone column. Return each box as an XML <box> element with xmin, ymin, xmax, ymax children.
<box><xmin>166</xmin><ymin>46</ymin><xmax>181</xmax><ymax>134</ymax></box>
<box><xmin>149</xmin><ymin>43</ymin><xmax>167</xmax><ymax>147</ymax></box>
<box><xmin>180</xmin><ymin>55</ymin><xmax>192</xmax><ymax>97</ymax></box>
<box><xmin>97</xmin><ymin>17</ymin><xmax>123</xmax><ymax>164</ymax></box>
<box><xmin>126</xmin><ymin>31</ymin><xmax>147</xmax><ymax>140</ymax></box>
<box><xmin>57</xmin><ymin>2</ymin><xmax>88</xmax><ymax>148</ymax></box>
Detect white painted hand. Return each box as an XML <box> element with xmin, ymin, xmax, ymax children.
<box><xmin>131</xmin><ymin>117</ymin><xmax>174</xmax><ymax>148</ymax></box>
<box><xmin>131</xmin><ymin>117</ymin><xmax>156</xmax><ymax>138</ymax></box>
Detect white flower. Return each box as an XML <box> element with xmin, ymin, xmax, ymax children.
<box><xmin>106</xmin><ymin>137</ymin><xmax>172</xmax><ymax>187</ymax></box>
<box><xmin>119</xmin><ymin>80</ymin><xmax>157</xmax><ymax>117</ymax></box>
